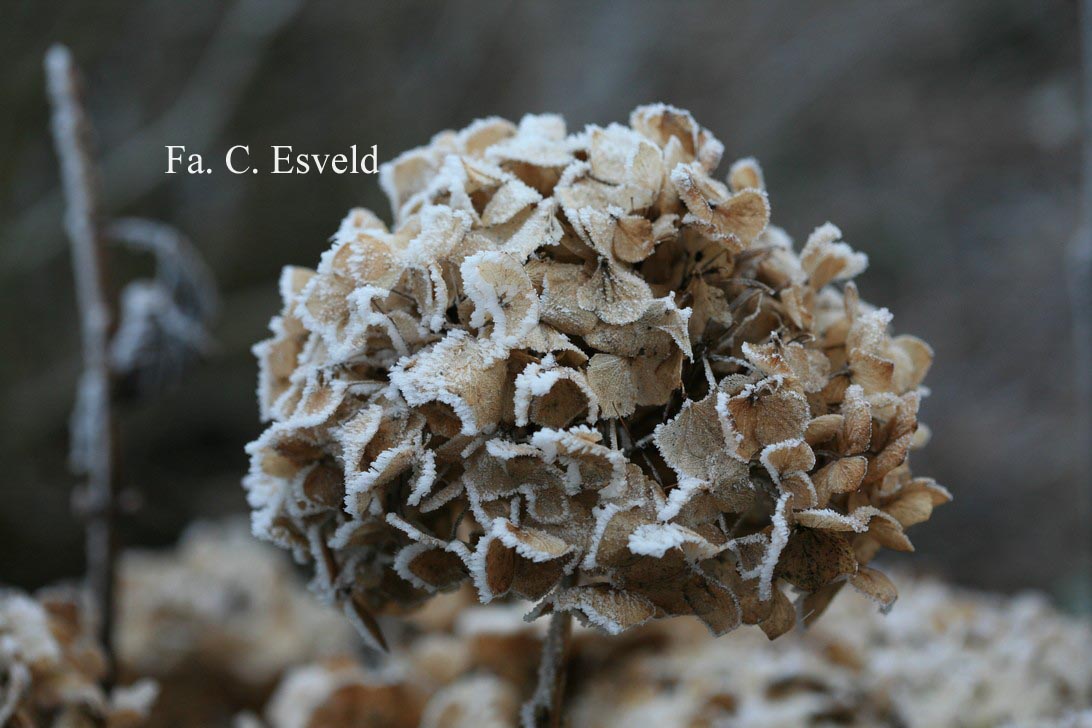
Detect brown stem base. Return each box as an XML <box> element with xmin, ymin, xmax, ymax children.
<box><xmin>521</xmin><ymin>610</ymin><xmax>573</xmax><ymax>728</ymax></box>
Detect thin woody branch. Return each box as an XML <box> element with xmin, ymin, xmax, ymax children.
<box><xmin>45</xmin><ymin>44</ymin><xmax>120</xmax><ymax>683</ymax></box>
<box><xmin>521</xmin><ymin>605</ymin><xmax>574</xmax><ymax>728</ymax></box>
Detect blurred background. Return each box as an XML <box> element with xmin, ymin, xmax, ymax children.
<box><xmin>1</xmin><ymin>0</ymin><xmax>1089</xmax><ymax>611</ymax></box>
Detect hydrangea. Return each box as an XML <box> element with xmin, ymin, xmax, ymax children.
<box><xmin>566</xmin><ymin>578</ymin><xmax>1092</xmax><ymax>727</ymax></box>
<box><xmin>244</xmin><ymin>104</ymin><xmax>948</xmax><ymax>648</ymax></box>
<box><xmin>257</xmin><ymin>576</ymin><xmax>1092</xmax><ymax>728</ymax></box>
<box><xmin>0</xmin><ymin>589</ymin><xmax>156</xmax><ymax>728</ymax></box>
<box><xmin>117</xmin><ymin>520</ymin><xmax>355</xmax><ymax>687</ymax></box>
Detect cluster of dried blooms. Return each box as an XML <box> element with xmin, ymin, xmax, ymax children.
<box><xmin>114</xmin><ymin>521</ymin><xmax>355</xmax><ymax>724</ymax></box>
<box><xmin>0</xmin><ymin>589</ymin><xmax>156</xmax><ymax>728</ymax></box>
<box><xmin>1</xmin><ymin>522</ymin><xmax>364</xmax><ymax>728</ymax></box>
<box><xmin>245</xmin><ymin>104</ymin><xmax>949</xmax><ymax>646</ymax></box>
<box><xmin>251</xmin><ymin>576</ymin><xmax>1092</xmax><ymax>728</ymax></box>
<box><xmin>7</xmin><ymin>522</ymin><xmax>1087</xmax><ymax>727</ymax></box>
<box><xmin>564</xmin><ymin>580</ymin><xmax>1092</xmax><ymax>728</ymax></box>
<box><xmin>117</xmin><ymin>520</ymin><xmax>353</xmax><ymax>685</ymax></box>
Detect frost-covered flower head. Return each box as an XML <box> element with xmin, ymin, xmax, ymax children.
<box><xmin>245</xmin><ymin>104</ymin><xmax>948</xmax><ymax>648</ymax></box>
<box><xmin>260</xmin><ymin>577</ymin><xmax>1092</xmax><ymax>728</ymax></box>
<box><xmin>117</xmin><ymin>520</ymin><xmax>354</xmax><ymax>686</ymax></box>
<box><xmin>0</xmin><ymin>589</ymin><xmax>157</xmax><ymax>727</ymax></box>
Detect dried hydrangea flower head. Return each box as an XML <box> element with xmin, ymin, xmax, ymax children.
<box><xmin>117</xmin><ymin>521</ymin><xmax>353</xmax><ymax>688</ymax></box>
<box><xmin>259</xmin><ymin>575</ymin><xmax>1092</xmax><ymax>728</ymax></box>
<box><xmin>115</xmin><ymin>519</ymin><xmax>355</xmax><ymax>723</ymax></box>
<box><xmin>245</xmin><ymin>104</ymin><xmax>948</xmax><ymax>648</ymax></box>
<box><xmin>0</xmin><ymin>589</ymin><xmax>157</xmax><ymax>728</ymax></box>
<box><xmin>262</xmin><ymin>604</ymin><xmax>545</xmax><ymax>728</ymax></box>
<box><xmin>567</xmin><ymin>576</ymin><xmax>1092</xmax><ymax>727</ymax></box>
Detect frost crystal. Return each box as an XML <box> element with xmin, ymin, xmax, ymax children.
<box><xmin>245</xmin><ymin>104</ymin><xmax>947</xmax><ymax>645</ymax></box>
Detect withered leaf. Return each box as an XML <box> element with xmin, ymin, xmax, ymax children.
<box><xmin>776</xmin><ymin>529</ymin><xmax>857</xmax><ymax>592</ymax></box>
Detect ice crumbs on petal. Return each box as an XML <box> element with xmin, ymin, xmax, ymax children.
<box><xmin>244</xmin><ymin>104</ymin><xmax>946</xmax><ymax>648</ymax></box>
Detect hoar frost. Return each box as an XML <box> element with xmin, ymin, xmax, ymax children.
<box><xmin>244</xmin><ymin>104</ymin><xmax>948</xmax><ymax>648</ymax></box>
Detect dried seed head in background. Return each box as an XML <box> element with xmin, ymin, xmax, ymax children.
<box><xmin>0</xmin><ymin>522</ymin><xmax>357</xmax><ymax>728</ymax></box>
<box><xmin>257</xmin><ymin>577</ymin><xmax>1092</xmax><ymax>728</ymax></box>
<box><xmin>114</xmin><ymin>521</ymin><xmax>355</xmax><ymax>725</ymax></box>
<box><xmin>117</xmin><ymin>521</ymin><xmax>354</xmax><ymax>688</ymax></box>
<box><xmin>244</xmin><ymin>104</ymin><xmax>949</xmax><ymax>648</ymax></box>
<box><xmin>0</xmin><ymin>589</ymin><xmax>157</xmax><ymax>728</ymax></box>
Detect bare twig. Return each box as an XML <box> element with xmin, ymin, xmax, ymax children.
<box><xmin>521</xmin><ymin>606</ymin><xmax>574</xmax><ymax>728</ymax></box>
<box><xmin>45</xmin><ymin>44</ymin><xmax>120</xmax><ymax>683</ymax></box>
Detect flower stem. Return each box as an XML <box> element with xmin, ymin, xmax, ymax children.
<box><xmin>45</xmin><ymin>44</ymin><xmax>119</xmax><ymax>685</ymax></box>
<box><xmin>521</xmin><ymin>608</ymin><xmax>573</xmax><ymax>728</ymax></box>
